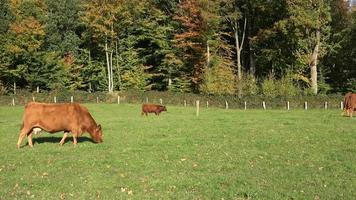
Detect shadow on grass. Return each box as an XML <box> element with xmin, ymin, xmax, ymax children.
<box><xmin>31</xmin><ymin>136</ymin><xmax>94</xmax><ymax>145</ymax></box>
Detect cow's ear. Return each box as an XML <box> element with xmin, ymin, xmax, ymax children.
<box><xmin>98</xmin><ymin>124</ymin><xmax>102</xmax><ymax>130</ymax></box>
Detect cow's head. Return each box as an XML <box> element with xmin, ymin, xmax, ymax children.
<box><xmin>92</xmin><ymin>124</ymin><xmax>103</xmax><ymax>143</ymax></box>
<box><xmin>161</xmin><ymin>106</ymin><xmax>167</xmax><ymax>112</ymax></box>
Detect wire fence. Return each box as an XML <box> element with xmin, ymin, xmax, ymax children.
<box><xmin>0</xmin><ymin>90</ymin><xmax>345</xmax><ymax>110</ymax></box>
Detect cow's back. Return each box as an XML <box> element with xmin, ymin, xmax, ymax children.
<box><xmin>142</xmin><ymin>104</ymin><xmax>159</xmax><ymax>112</ymax></box>
<box><xmin>22</xmin><ymin>102</ymin><xmax>84</xmax><ymax>133</ymax></box>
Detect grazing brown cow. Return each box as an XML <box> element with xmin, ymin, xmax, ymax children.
<box><xmin>141</xmin><ymin>104</ymin><xmax>167</xmax><ymax>116</ymax></box>
<box><xmin>17</xmin><ymin>102</ymin><xmax>103</xmax><ymax>148</ymax></box>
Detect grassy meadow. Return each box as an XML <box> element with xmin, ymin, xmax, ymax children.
<box><xmin>0</xmin><ymin>104</ymin><xmax>355</xmax><ymax>199</ymax></box>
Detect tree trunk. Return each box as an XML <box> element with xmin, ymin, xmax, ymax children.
<box><xmin>310</xmin><ymin>30</ymin><xmax>320</xmax><ymax>95</ymax></box>
<box><xmin>249</xmin><ymin>48</ymin><xmax>255</xmax><ymax>75</ymax></box>
<box><xmin>110</xmin><ymin>50</ymin><xmax>114</xmax><ymax>92</ymax></box>
<box><xmin>105</xmin><ymin>38</ymin><xmax>112</xmax><ymax>93</ymax></box>
<box><xmin>235</xmin><ymin>25</ymin><xmax>242</xmax><ymax>81</ymax></box>
<box><xmin>234</xmin><ymin>18</ymin><xmax>247</xmax><ymax>97</ymax></box>
<box><xmin>207</xmin><ymin>41</ymin><xmax>210</xmax><ymax>66</ymax></box>
<box><xmin>115</xmin><ymin>40</ymin><xmax>121</xmax><ymax>90</ymax></box>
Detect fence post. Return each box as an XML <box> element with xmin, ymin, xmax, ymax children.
<box><xmin>32</xmin><ymin>96</ymin><xmax>35</xmax><ymax>102</ymax></box>
<box><xmin>184</xmin><ymin>100</ymin><xmax>187</xmax><ymax>107</ymax></box>
<box><xmin>146</xmin><ymin>97</ymin><xmax>148</xmax><ymax>103</ymax></box>
<box><xmin>225</xmin><ymin>101</ymin><xmax>228</xmax><ymax>109</ymax></box>
<box><xmin>304</xmin><ymin>101</ymin><xmax>308</xmax><ymax>110</ymax></box>
<box><xmin>244</xmin><ymin>101</ymin><xmax>247</xmax><ymax>110</ymax></box>
<box><xmin>54</xmin><ymin>96</ymin><xmax>57</xmax><ymax>103</ymax></box>
<box><xmin>340</xmin><ymin>101</ymin><xmax>343</xmax><ymax>110</ymax></box>
<box><xmin>36</xmin><ymin>86</ymin><xmax>39</xmax><ymax>93</ymax></box>
<box><xmin>13</xmin><ymin>82</ymin><xmax>16</xmax><ymax>95</ymax></box>
<box><xmin>160</xmin><ymin>98</ymin><xmax>163</xmax><ymax>105</ymax></box>
<box><xmin>196</xmin><ymin>100</ymin><xmax>200</xmax><ymax>117</ymax></box>
<box><xmin>262</xmin><ymin>101</ymin><xmax>266</xmax><ymax>110</ymax></box>
<box><xmin>324</xmin><ymin>102</ymin><xmax>328</xmax><ymax>110</ymax></box>
<box><xmin>206</xmin><ymin>101</ymin><xmax>209</xmax><ymax>108</ymax></box>
<box><xmin>70</xmin><ymin>96</ymin><xmax>73</xmax><ymax>103</ymax></box>
<box><xmin>117</xmin><ymin>96</ymin><xmax>120</xmax><ymax>104</ymax></box>
<box><xmin>287</xmin><ymin>101</ymin><xmax>290</xmax><ymax>110</ymax></box>
<box><xmin>96</xmin><ymin>96</ymin><xmax>99</xmax><ymax>104</ymax></box>
<box><xmin>12</xmin><ymin>98</ymin><xmax>15</xmax><ymax>106</ymax></box>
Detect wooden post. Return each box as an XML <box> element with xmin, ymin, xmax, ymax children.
<box><xmin>36</xmin><ymin>86</ymin><xmax>39</xmax><ymax>93</ymax></box>
<box><xmin>206</xmin><ymin>101</ymin><xmax>209</xmax><ymax>108</ymax></box>
<box><xmin>341</xmin><ymin>101</ymin><xmax>343</xmax><ymax>110</ymax></box>
<box><xmin>146</xmin><ymin>97</ymin><xmax>148</xmax><ymax>103</ymax></box>
<box><xmin>324</xmin><ymin>102</ymin><xmax>328</xmax><ymax>109</ymax></box>
<box><xmin>184</xmin><ymin>100</ymin><xmax>187</xmax><ymax>107</ymax></box>
<box><xmin>117</xmin><ymin>96</ymin><xmax>120</xmax><ymax>104</ymax></box>
<box><xmin>70</xmin><ymin>96</ymin><xmax>73</xmax><ymax>103</ymax></box>
<box><xmin>304</xmin><ymin>101</ymin><xmax>308</xmax><ymax>110</ymax></box>
<box><xmin>54</xmin><ymin>96</ymin><xmax>57</xmax><ymax>103</ymax></box>
<box><xmin>96</xmin><ymin>96</ymin><xmax>99</xmax><ymax>104</ymax></box>
<box><xmin>12</xmin><ymin>98</ymin><xmax>15</xmax><ymax>106</ymax></box>
<box><xmin>32</xmin><ymin>96</ymin><xmax>35</xmax><ymax>102</ymax></box>
<box><xmin>160</xmin><ymin>98</ymin><xmax>163</xmax><ymax>105</ymax></box>
<box><xmin>244</xmin><ymin>101</ymin><xmax>247</xmax><ymax>110</ymax></box>
<box><xmin>262</xmin><ymin>101</ymin><xmax>266</xmax><ymax>110</ymax></box>
<box><xmin>196</xmin><ymin>100</ymin><xmax>200</xmax><ymax>117</ymax></box>
<box><xmin>225</xmin><ymin>101</ymin><xmax>228</xmax><ymax>109</ymax></box>
<box><xmin>287</xmin><ymin>101</ymin><xmax>290</xmax><ymax>110</ymax></box>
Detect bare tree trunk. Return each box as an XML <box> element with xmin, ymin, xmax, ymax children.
<box><xmin>115</xmin><ymin>40</ymin><xmax>121</xmax><ymax>90</ymax></box>
<box><xmin>105</xmin><ymin>38</ymin><xmax>111</xmax><ymax>93</ymax></box>
<box><xmin>310</xmin><ymin>30</ymin><xmax>320</xmax><ymax>95</ymax></box>
<box><xmin>110</xmin><ymin>59</ymin><xmax>113</xmax><ymax>91</ymax></box>
<box><xmin>234</xmin><ymin>18</ymin><xmax>247</xmax><ymax>97</ymax></box>
<box><xmin>249</xmin><ymin>50</ymin><xmax>255</xmax><ymax>75</ymax></box>
<box><xmin>207</xmin><ymin>41</ymin><xmax>210</xmax><ymax>66</ymax></box>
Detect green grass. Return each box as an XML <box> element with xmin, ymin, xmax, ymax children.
<box><xmin>0</xmin><ymin>104</ymin><xmax>355</xmax><ymax>199</ymax></box>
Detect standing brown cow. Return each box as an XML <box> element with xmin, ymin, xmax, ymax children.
<box><xmin>17</xmin><ymin>102</ymin><xmax>103</xmax><ymax>148</ymax></box>
<box><xmin>141</xmin><ymin>104</ymin><xmax>167</xmax><ymax>116</ymax></box>
<box><xmin>346</xmin><ymin>93</ymin><xmax>356</xmax><ymax>117</ymax></box>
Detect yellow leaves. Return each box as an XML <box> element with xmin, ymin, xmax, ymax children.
<box><xmin>7</xmin><ymin>0</ymin><xmax>46</xmax><ymax>54</ymax></box>
<box><xmin>9</xmin><ymin>17</ymin><xmax>45</xmax><ymax>36</ymax></box>
<box><xmin>120</xmin><ymin>187</ymin><xmax>133</xmax><ymax>195</ymax></box>
<box><xmin>81</xmin><ymin>0</ymin><xmax>122</xmax><ymax>39</ymax></box>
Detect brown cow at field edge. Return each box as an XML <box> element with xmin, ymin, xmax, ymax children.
<box><xmin>345</xmin><ymin>93</ymin><xmax>356</xmax><ymax>117</ymax></box>
<box><xmin>17</xmin><ymin>102</ymin><xmax>103</xmax><ymax>148</ymax></box>
<box><xmin>142</xmin><ymin>104</ymin><xmax>167</xmax><ymax>116</ymax></box>
<box><xmin>343</xmin><ymin>92</ymin><xmax>352</xmax><ymax>116</ymax></box>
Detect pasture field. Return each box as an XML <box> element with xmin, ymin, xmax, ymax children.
<box><xmin>0</xmin><ymin>104</ymin><xmax>355</xmax><ymax>199</ymax></box>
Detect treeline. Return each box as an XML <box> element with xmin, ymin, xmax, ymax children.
<box><xmin>0</xmin><ymin>0</ymin><xmax>355</xmax><ymax>96</ymax></box>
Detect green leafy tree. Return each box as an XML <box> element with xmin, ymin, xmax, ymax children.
<box><xmin>43</xmin><ymin>0</ymin><xmax>82</xmax><ymax>55</ymax></box>
<box><xmin>201</xmin><ymin>56</ymin><xmax>236</xmax><ymax>95</ymax></box>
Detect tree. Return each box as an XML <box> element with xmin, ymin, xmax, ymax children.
<box><xmin>43</xmin><ymin>0</ymin><xmax>82</xmax><ymax>55</ymax></box>
<box><xmin>174</xmin><ymin>0</ymin><xmax>206</xmax><ymax>92</ymax></box>
<box><xmin>282</xmin><ymin>0</ymin><xmax>331</xmax><ymax>94</ymax></box>
<box><xmin>81</xmin><ymin>0</ymin><xmax>124</xmax><ymax>93</ymax></box>
<box><xmin>3</xmin><ymin>0</ymin><xmax>66</xmax><ymax>90</ymax></box>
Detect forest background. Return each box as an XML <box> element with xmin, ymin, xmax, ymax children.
<box><xmin>0</xmin><ymin>0</ymin><xmax>355</xmax><ymax>98</ymax></box>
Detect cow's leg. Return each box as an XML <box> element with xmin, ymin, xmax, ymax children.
<box><xmin>72</xmin><ymin>133</ymin><xmax>78</xmax><ymax>145</ymax></box>
<box><xmin>59</xmin><ymin>132</ymin><xmax>68</xmax><ymax>146</ymax></box>
<box><xmin>27</xmin><ymin>131</ymin><xmax>34</xmax><ymax>148</ymax></box>
<box><xmin>17</xmin><ymin>127</ymin><xmax>31</xmax><ymax>149</ymax></box>
<box><xmin>351</xmin><ymin>108</ymin><xmax>354</xmax><ymax>118</ymax></box>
